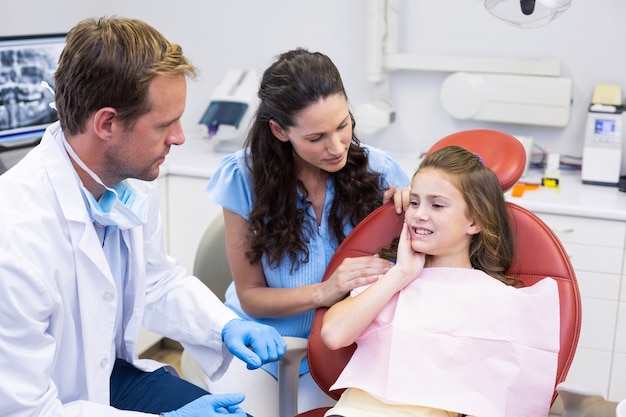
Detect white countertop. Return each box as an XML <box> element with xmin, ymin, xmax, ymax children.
<box><xmin>163</xmin><ymin>138</ymin><xmax>626</xmax><ymax>222</ymax></box>
<box><xmin>162</xmin><ymin>138</ymin><xmax>226</xmax><ymax>178</ymax></box>
<box><xmin>506</xmin><ymin>170</ymin><xmax>626</xmax><ymax>221</ymax></box>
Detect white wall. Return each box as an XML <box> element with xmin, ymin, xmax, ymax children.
<box><xmin>3</xmin><ymin>0</ymin><xmax>625</xmax><ymax>160</ymax></box>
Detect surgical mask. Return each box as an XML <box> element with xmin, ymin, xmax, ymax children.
<box><xmin>61</xmin><ymin>136</ymin><xmax>150</xmax><ymax>230</ymax></box>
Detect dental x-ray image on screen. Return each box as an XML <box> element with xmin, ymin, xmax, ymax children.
<box><xmin>0</xmin><ymin>33</ymin><xmax>65</xmax><ymax>146</ymax></box>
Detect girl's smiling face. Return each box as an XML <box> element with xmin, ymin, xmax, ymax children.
<box><xmin>405</xmin><ymin>167</ymin><xmax>480</xmax><ymax>268</ymax></box>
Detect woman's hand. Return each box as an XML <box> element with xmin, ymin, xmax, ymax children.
<box><xmin>317</xmin><ymin>255</ymin><xmax>394</xmax><ymax>307</ymax></box>
<box><xmin>383</xmin><ymin>185</ymin><xmax>411</xmax><ymax>214</ymax></box>
<box><xmin>321</xmin><ymin>222</ymin><xmax>425</xmax><ymax>350</ymax></box>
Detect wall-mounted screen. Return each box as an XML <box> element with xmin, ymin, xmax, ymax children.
<box><xmin>0</xmin><ymin>33</ymin><xmax>65</xmax><ymax>147</ymax></box>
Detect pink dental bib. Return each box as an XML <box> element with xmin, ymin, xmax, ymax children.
<box><xmin>330</xmin><ymin>268</ymin><xmax>560</xmax><ymax>417</ymax></box>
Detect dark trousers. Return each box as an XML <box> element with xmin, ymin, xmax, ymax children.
<box><xmin>110</xmin><ymin>358</ymin><xmax>253</xmax><ymax>416</ymax></box>
<box><xmin>110</xmin><ymin>358</ymin><xmax>209</xmax><ymax>414</ymax></box>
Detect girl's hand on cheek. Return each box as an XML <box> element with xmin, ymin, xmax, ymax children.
<box><xmin>394</xmin><ymin>222</ymin><xmax>425</xmax><ymax>287</ymax></box>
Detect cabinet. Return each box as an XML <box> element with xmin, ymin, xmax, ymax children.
<box><xmin>533</xmin><ymin>212</ymin><xmax>626</xmax><ymax>401</ymax></box>
<box><xmin>612</xmin><ymin>268</ymin><xmax>626</xmax><ymax>400</ymax></box>
<box><xmin>166</xmin><ymin>174</ymin><xmax>221</xmax><ymax>273</ymax></box>
<box><xmin>504</xmin><ymin>168</ymin><xmax>626</xmax><ymax>402</ymax></box>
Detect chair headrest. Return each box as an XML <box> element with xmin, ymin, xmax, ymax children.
<box><xmin>427</xmin><ymin>129</ymin><xmax>526</xmax><ymax>192</ymax></box>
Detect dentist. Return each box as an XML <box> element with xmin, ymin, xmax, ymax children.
<box><xmin>0</xmin><ymin>16</ymin><xmax>285</xmax><ymax>417</ymax></box>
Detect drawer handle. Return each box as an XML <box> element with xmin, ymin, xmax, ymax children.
<box><xmin>552</xmin><ymin>227</ymin><xmax>575</xmax><ymax>234</ymax></box>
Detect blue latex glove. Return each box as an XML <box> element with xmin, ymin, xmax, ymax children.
<box><xmin>161</xmin><ymin>393</ymin><xmax>246</xmax><ymax>416</ymax></box>
<box><xmin>221</xmin><ymin>319</ymin><xmax>287</xmax><ymax>370</ymax></box>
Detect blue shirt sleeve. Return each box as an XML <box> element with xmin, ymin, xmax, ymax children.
<box><xmin>205</xmin><ymin>150</ymin><xmax>254</xmax><ymax>220</ymax></box>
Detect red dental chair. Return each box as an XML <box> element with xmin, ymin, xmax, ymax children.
<box><xmin>294</xmin><ymin>129</ymin><xmax>582</xmax><ymax>417</ymax></box>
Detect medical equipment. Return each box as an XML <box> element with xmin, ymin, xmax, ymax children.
<box><xmin>0</xmin><ymin>33</ymin><xmax>65</xmax><ymax>174</ymax></box>
<box><xmin>542</xmin><ymin>152</ymin><xmax>561</xmax><ymax>188</ymax></box>
<box><xmin>365</xmin><ymin>0</ymin><xmax>569</xmax><ymax>85</ymax></box>
<box><xmin>581</xmin><ymin>84</ymin><xmax>625</xmax><ymax>186</ymax></box>
<box><xmin>440</xmin><ymin>72</ymin><xmax>572</xmax><ymax>126</ymax></box>
<box><xmin>484</xmin><ymin>0</ymin><xmax>573</xmax><ymax>28</ymax></box>
<box><xmin>199</xmin><ymin>70</ymin><xmax>259</xmax><ymax>153</ymax></box>
<box><xmin>362</xmin><ymin>0</ymin><xmax>572</xmax><ymax>133</ymax></box>
<box><xmin>353</xmin><ymin>100</ymin><xmax>395</xmax><ymax>136</ymax></box>
<box><xmin>0</xmin><ymin>33</ymin><xmax>64</xmax><ymax>146</ymax></box>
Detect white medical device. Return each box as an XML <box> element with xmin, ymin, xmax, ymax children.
<box><xmin>581</xmin><ymin>84</ymin><xmax>625</xmax><ymax>186</ymax></box>
<box><xmin>199</xmin><ymin>69</ymin><xmax>259</xmax><ymax>153</ymax></box>
<box><xmin>484</xmin><ymin>0</ymin><xmax>573</xmax><ymax>28</ymax></box>
<box><xmin>440</xmin><ymin>72</ymin><xmax>572</xmax><ymax>127</ymax></box>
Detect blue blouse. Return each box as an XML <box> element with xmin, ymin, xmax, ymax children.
<box><xmin>205</xmin><ymin>144</ymin><xmax>410</xmax><ymax>377</ymax></box>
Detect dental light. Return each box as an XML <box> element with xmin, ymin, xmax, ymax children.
<box><xmin>484</xmin><ymin>0</ymin><xmax>573</xmax><ymax>29</ymax></box>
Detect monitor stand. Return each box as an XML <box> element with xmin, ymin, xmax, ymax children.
<box><xmin>0</xmin><ymin>139</ymin><xmax>39</xmax><ymax>174</ymax></box>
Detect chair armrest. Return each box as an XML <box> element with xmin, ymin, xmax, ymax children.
<box><xmin>180</xmin><ymin>348</ymin><xmax>210</xmax><ymax>390</ymax></box>
<box><xmin>557</xmin><ymin>382</ymin><xmax>607</xmax><ymax>417</ymax></box>
<box><xmin>278</xmin><ymin>336</ymin><xmax>308</xmax><ymax>417</ymax></box>
<box><xmin>584</xmin><ymin>402</ymin><xmax>619</xmax><ymax>417</ymax></box>
<box><xmin>181</xmin><ymin>336</ymin><xmax>309</xmax><ymax>417</ymax></box>
<box><xmin>617</xmin><ymin>399</ymin><xmax>626</xmax><ymax>417</ymax></box>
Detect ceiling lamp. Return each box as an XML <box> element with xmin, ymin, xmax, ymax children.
<box><xmin>484</xmin><ymin>0</ymin><xmax>572</xmax><ymax>28</ymax></box>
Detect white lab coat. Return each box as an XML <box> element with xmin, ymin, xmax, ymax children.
<box><xmin>0</xmin><ymin>123</ymin><xmax>239</xmax><ymax>417</ymax></box>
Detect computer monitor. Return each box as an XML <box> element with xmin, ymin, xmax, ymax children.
<box><xmin>0</xmin><ymin>33</ymin><xmax>65</xmax><ymax>149</ymax></box>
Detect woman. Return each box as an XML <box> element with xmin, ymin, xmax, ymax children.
<box><xmin>322</xmin><ymin>146</ymin><xmax>560</xmax><ymax>417</ymax></box>
<box><xmin>205</xmin><ymin>48</ymin><xmax>410</xmax><ymax>414</ymax></box>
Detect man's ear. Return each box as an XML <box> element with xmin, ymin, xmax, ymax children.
<box><xmin>269</xmin><ymin>120</ymin><xmax>289</xmax><ymax>142</ymax></box>
<box><xmin>92</xmin><ymin>107</ymin><xmax>117</xmax><ymax>141</ymax></box>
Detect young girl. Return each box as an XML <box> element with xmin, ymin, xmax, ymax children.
<box><xmin>205</xmin><ymin>48</ymin><xmax>409</xmax><ymax>414</ymax></box>
<box><xmin>321</xmin><ymin>146</ymin><xmax>560</xmax><ymax>417</ymax></box>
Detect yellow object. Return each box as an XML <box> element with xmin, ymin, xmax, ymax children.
<box><xmin>542</xmin><ymin>178</ymin><xmax>560</xmax><ymax>188</ymax></box>
<box><xmin>591</xmin><ymin>84</ymin><xmax>622</xmax><ymax>106</ymax></box>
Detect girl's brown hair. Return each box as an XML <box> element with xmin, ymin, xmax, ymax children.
<box><xmin>383</xmin><ymin>145</ymin><xmax>518</xmax><ymax>286</ymax></box>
